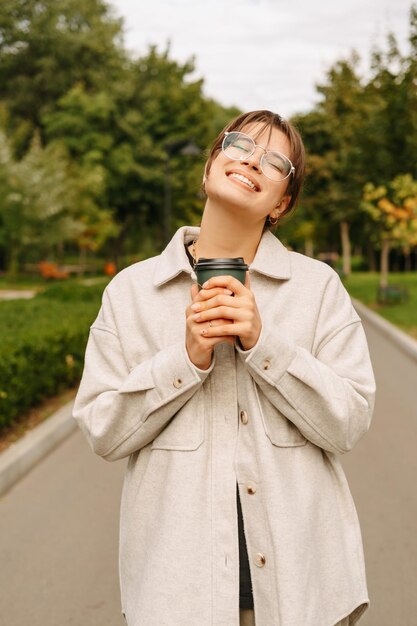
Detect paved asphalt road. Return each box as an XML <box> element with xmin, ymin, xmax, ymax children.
<box><xmin>0</xmin><ymin>427</ymin><xmax>126</xmax><ymax>626</ymax></box>
<box><xmin>0</xmin><ymin>318</ymin><xmax>416</xmax><ymax>626</ymax></box>
<box><xmin>340</xmin><ymin>320</ymin><xmax>417</xmax><ymax>626</ymax></box>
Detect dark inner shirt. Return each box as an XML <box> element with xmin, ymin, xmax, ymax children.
<box><xmin>185</xmin><ymin>243</ymin><xmax>254</xmax><ymax>609</ymax></box>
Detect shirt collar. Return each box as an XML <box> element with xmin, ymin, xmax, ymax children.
<box><xmin>250</xmin><ymin>230</ymin><xmax>291</xmax><ymax>280</ymax></box>
<box><xmin>153</xmin><ymin>226</ymin><xmax>199</xmax><ymax>287</ymax></box>
<box><xmin>152</xmin><ymin>226</ymin><xmax>291</xmax><ymax>287</ymax></box>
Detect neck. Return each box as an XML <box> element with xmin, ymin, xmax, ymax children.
<box><xmin>195</xmin><ymin>199</ymin><xmax>265</xmax><ymax>264</ymax></box>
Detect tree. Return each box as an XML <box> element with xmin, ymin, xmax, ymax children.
<box><xmin>294</xmin><ymin>4</ymin><xmax>417</xmax><ymax>272</ymax></box>
<box><xmin>362</xmin><ymin>174</ymin><xmax>417</xmax><ymax>288</ymax></box>
<box><xmin>360</xmin><ymin>25</ymin><xmax>417</xmax><ymax>186</ymax></box>
<box><xmin>288</xmin><ymin>110</ymin><xmax>336</xmax><ymax>256</ymax></box>
<box><xmin>44</xmin><ymin>46</ymin><xmax>238</xmax><ymax>259</ymax></box>
<box><xmin>0</xmin><ymin>129</ymin><xmax>117</xmax><ymax>274</ymax></box>
<box><xmin>312</xmin><ymin>54</ymin><xmax>373</xmax><ymax>275</ymax></box>
<box><xmin>0</xmin><ymin>4</ymin><xmax>241</xmax><ymax>264</ymax></box>
<box><xmin>0</xmin><ymin>0</ymin><xmax>124</xmax><ymax>155</ymax></box>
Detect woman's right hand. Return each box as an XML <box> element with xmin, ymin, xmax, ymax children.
<box><xmin>185</xmin><ymin>284</ymin><xmax>235</xmax><ymax>370</ymax></box>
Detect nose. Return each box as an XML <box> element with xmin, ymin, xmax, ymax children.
<box><xmin>241</xmin><ymin>145</ymin><xmax>265</xmax><ymax>171</ymax></box>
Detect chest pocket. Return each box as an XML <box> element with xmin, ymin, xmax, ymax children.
<box><xmin>151</xmin><ymin>389</ymin><xmax>205</xmax><ymax>451</ymax></box>
<box><xmin>255</xmin><ymin>386</ymin><xmax>307</xmax><ymax>448</ymax></box>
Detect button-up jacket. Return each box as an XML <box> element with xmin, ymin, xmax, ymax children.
<box><xmin>73</xmin><ymin>226</ymin><xmax>376</xmax><ymax>626</ymax></box>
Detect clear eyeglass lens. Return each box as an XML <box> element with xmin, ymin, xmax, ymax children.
<box><xmin>222</xmin><ymin>133</ymin><xmax>254</xmax><ymax>159</ymax></box>
<box><xmin>222</xmin><ymin>132</ymin><xmax>292</xmax><ymax>181</ymax></box>
<box><xmin>261</xmin><ymin>153</ymin><xmax>292</xmax><ymax>181</ymax></box>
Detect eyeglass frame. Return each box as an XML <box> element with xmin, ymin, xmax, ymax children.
<box><xmin>221</xmin><ymin>131</ymin><xmax>295</xmax><ymax>182</ymax></box>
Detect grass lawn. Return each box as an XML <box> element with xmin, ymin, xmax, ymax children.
<box><xmin>0</xmin><ymin>275</ymin><xmax>47</xmax><ymax>291</ymax></box>
<box><xmin>344</xmin><ymin>272</ymin><xmax>417</xmax><ymax>340</ymax></box>
<box><xmin>0</xmin><ymin>275</ymin><xmax>108</xmax><ymax>292</ymax></box>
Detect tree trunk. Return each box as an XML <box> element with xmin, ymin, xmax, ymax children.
<box><xmin>403</xmin><ymin>248</ymin><xmax>411</xmax><ymax>272</ymax></box>
<box><xmin>57</xmin><ymin>241</ymin><xmax>65</xmax><ymax>264</ymax></box>
<box><xmin>340</xmin><ymin>221</ymin><xmax>351</xmax><ymax>276</ymax></box>
<box><xmin>380</xmin><ymin>239</ymin><xmax>390</xmax><ymax>289</ymax></box>
<box><xmin>367</xmin><ymin>242</ymin><xmax>377</xmax><ymax>272</ymax></box>
<box><xmin>7</xmin><ymin>245</ymin><xmax>20</xmax><ymax>279</ymax></box>
<box><xmin>78</xmin><ymin>247</ymin><xmax>87</xmax><ymax>277</ymax></box>
<box><xmin>305</xmin><ymin>237</ymin><xmax>314</xmax><ymax>257</ymax></box>
<box><xmin>112</xmin><ymin>225</ymin><xmax>128</xmax><ymax>269</ymax></box>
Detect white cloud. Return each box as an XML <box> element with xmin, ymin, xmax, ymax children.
<box><xmin>111</xmin><ymin>0</ymin><xmax>413</xmax><ymax>116</ymax></box>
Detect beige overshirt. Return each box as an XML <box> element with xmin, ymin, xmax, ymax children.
<box><xmin>73</xmin><ymin>226</ymin><xmax>376</xmax><ymax>626</ymax></box>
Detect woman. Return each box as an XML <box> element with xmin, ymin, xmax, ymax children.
<box><xmin>73</xmin><ymin>110</ymin><xmax>375</xmax><ymax>626</ymax></box>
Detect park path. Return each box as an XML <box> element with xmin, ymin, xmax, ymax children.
<box><xmin>0</xmin><ymin>317</ymin><xmax>416</xmax><ymax>625</ymax></box>
<box><xmin>0</xmin><ymin>424</ymin><xmax>126</xmax><ymax>626</ymax></box>
<box><xmin>340</xmin><ymin>320</ymin><xmax>417</xmax><ymax>626</ymax></box>
<box><xmin>0</xmin><ymin>289</ymin><xmax>36</xmax><ymax>300</ymax></box>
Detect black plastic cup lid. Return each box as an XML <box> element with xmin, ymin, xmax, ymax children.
<box><xmin>195</xmin><ymin>257</ymin><xmax>249</xmax><ymax>270</ymax></box>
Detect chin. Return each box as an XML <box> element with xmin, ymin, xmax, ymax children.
<box><xmin>209</xmin><ymin>186</ymin><xmax>255</xmax><ymax>212</ymax></box>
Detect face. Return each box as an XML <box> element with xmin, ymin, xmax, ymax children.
<box><xmin>204</xmin><ymin>123</ymin><xmax>292</xmax><ymax>224</ymax></box>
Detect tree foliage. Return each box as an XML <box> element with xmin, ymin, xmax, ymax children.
<box><xmin>362</xmin><ymin>174</ymin><xmax>417</xmax><ymax>286</ymax></box>
<box><xmin>0</xmin><ymin>1</ymin><xmax>238</xmax><ymax>269</ymax></box>
<box><xmin>0</xmin><ymin>128</ymin><xmax>118</xmax><ymax>274</ymax></box>
<box><xmin>288</xmin><ymin>3</ymin><xmax>417</xmax><ymax>276</ymax></box>
<box><xmin>0</xmin><ymin>0</ymin><xmax>124</xmax><ymax>154</ymax></box>
<box><xmin>1</xmin><ymin>0</ymin><xmax>416</xmax><ymax>277</ymax></box>
<box><xmin>42</xmin><ymin>47</ymin><xmax>237</xmax><ymax>255</ymax></box>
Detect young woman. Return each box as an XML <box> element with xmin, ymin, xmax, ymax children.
<box><xmin>74</xmin><ymin>110</ymin><xmax>375</xmax><ymax>626</ymax></box>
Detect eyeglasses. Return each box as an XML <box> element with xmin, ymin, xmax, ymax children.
<box><xmin>221</xmin><ymin>131</ymin><xmax>295</xmax><ymax>182</ymax></box>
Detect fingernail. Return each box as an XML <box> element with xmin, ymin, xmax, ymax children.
<box><xmin>224</xmin><ymin>289</ymin><xmax>233</xmax><ymax>295</ymax></box>
<box><xmin>202</xmin><ymin>281</ymin><xmax>209</xmax><ymax>288</ymax></box>
<box><xmin>192</xmin><ymin>313</ymin><xmax>201</xmax><ymax>321</ymax></box>
<box><xmin>191</xmin><ymin>303</ymin><xmax>201</xmax><ymax>311</ymax></box>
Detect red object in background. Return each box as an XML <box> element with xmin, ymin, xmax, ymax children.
<box><xmin>104</xmin><ymin>262</ymin><xmax>117</xmax><ymax>276</ymax></box>
<box><xmin>38</xmin><ymin>261</ymin><xmax>69</xmax><ymax>279</ymax></box>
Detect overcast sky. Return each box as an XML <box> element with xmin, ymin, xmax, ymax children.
<box><xmin>110</xmin><ymin>0</ymin><xmax>414</xmax><ymax>117</ymax></box>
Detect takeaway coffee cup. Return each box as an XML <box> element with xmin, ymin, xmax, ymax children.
<box><xmin>194</xmin><ymin>257</ymin><xmax>249</xmax><ymax>289</ymax></box>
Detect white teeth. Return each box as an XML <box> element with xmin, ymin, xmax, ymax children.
<box><xmin>230</xmin><ymin>172</ymin><xmax>257</xmax><ymax>190</ymax></box>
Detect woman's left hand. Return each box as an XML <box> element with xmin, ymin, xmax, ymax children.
<box><xmin>190</xmin><ymin>273</ymin><xmax>262</xmax><ymax>351</ymax></box>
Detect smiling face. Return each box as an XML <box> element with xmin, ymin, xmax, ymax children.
<box><xmin>203</xmin><ymin>110</ymin><xmax>306</xmax><ymax>229</ymax></box>
<box><xmin>204</xmin><ymin>122</ymin><xmax>292</xmax><ymax>225</ymax></box>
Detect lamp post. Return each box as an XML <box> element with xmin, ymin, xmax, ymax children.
<box><xmin>163</xmin><ymin>139</ymin><xmax>201</xmax><ymax>246</ymax></box>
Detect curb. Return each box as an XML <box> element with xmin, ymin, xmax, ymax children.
<box><xmin>0</xmin><ymin>400</ymin><xmax>77</xmax><ymax>497</ymax></box>
<box><xmin>352</xmin><ymin>298</ymin><xmax>417</xmax><ymax>364</ymax></box>
<box><xmin>1</xmin><ymin>301</ymin><xmax>416</xmax><ymax>496</ymax></box>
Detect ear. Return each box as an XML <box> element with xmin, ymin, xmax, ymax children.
<box><xmin>276</xmin><ymin>195</ymin><xmax>291</xmax><ymax>214</ymax></box>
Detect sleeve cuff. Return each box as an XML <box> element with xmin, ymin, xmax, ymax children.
<box><xmin>235</xmin><ymin>324</ymin><xmax>296</xmax><ymax>383</ymax></box>
<box><xmin>119</xmin><ymin>341</ymin><xmax>213</xmax><ymax>395</ymax></box>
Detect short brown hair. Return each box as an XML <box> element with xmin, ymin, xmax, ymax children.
<box><xmin>204</xmin><ymin>110</ymin><xmax>306</xmax><ymax>227</ymax></box>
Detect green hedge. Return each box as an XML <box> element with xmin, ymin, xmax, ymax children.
<box><xmin>0</xmin><ymin>282</ymin><xmax>106</xmax><ymax>429</ymax></box>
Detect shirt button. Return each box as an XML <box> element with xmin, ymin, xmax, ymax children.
<box><xmin>262</xmin><ymin>359</ymin><xmax>271</xmax><ymax>370</ymax></box>
<box><xmin>255</xmin><ymin>553</ymin><xmax>266</xmax><ymax>568</ymax></box>
<box><xmin>173</xmin><ymin>378</ymin><xmax>183</xmax><ymax>388</ymax></box>
<box><xmin>246</xmin><ymin>483</ymin><xmax>256</xmax><ymax>495</ymax></box>
<box><xmin>240</xmin><ymin>410</ymin><xmax>248</xmax><ymax>425</ymax></box>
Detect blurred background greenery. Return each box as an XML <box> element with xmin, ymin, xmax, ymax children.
<box><xmin>0</xmin><ymin>0</ymin><xmax>416</xmax><ymax>432</ymax></box>
<box><xmin>0</xmin><ymin>0</ymin><xmax>416</xmax><ymax>278</ymax></box>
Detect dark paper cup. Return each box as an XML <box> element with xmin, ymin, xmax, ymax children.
<box><xmin>194</xmin><ymin>257</ymin><xmax>249</xmax><ymax>289</ymax></box>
